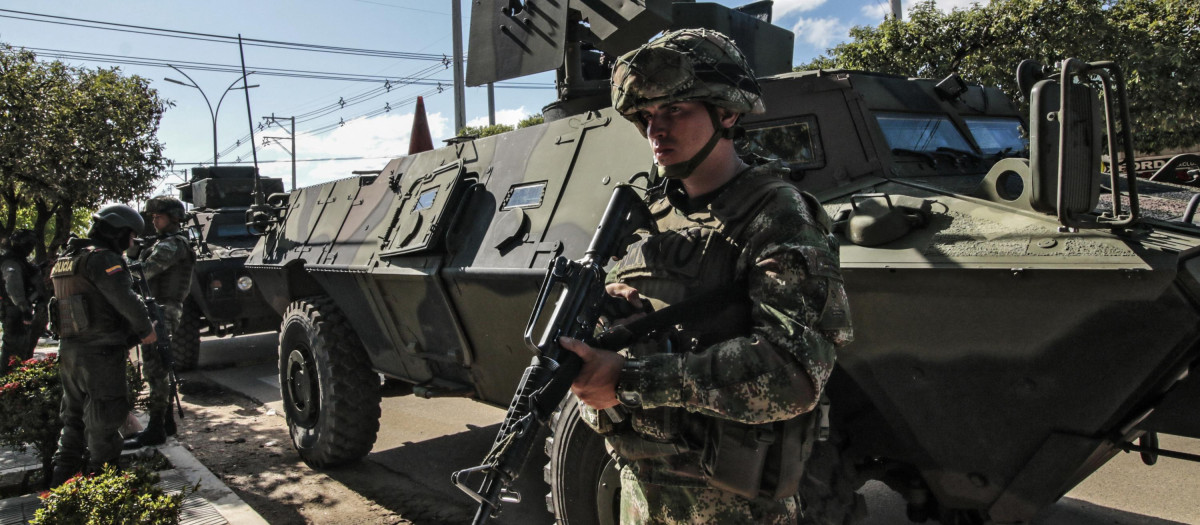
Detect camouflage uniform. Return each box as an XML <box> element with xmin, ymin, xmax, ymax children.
<box><xmin>1</xmin><ymin>249</ymin><xmax>37</xmax><ymax>373</ymax></box>
<box><xmin>50</xmin><ymin>235</ymin><xmax>153</xmax><ymax>475</ymax></box>
<box><xmin>589</xmin><ymin>28</ymin><xmax>853</xmax><ymax>524</ymax></box>
<box><xmin>136</xmin><ymin>224</ymin><xmax>194</xmax><ymax>416</ymax></box>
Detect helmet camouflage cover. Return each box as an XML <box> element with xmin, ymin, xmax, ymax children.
<box><xmin>611</xmin><ymin>28</ymin><xmax>765</xmax><ymax>135</ymax></box>
<box><xmin>144</xmin><ymin>195</ymin><xmax>187</xmax><ymax>223</ymax></box>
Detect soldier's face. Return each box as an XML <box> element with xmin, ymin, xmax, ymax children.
<box><xmin>640</xmin><ymin>102</ymin><xmax>738</xmax><ymax>167</ymax></box>
<box><xmin>151</xmin><ymin>213</ymin><xmax>170</xmax><ymax>232</ymax></box>
<box><xmin>641</xmin><ymin>101</ymin><xmax>712</xmax><ymax>167</ymax></box>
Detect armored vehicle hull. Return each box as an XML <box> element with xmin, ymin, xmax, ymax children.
<box><xmin>176</xmin><ymin>166</ymin><xmax>283</xmax><ymax>370</ymax></box>
<box><xmin>246</xmin><ymin>2</ymin><xmax>1200</xmax><ymax>523</ymax></box>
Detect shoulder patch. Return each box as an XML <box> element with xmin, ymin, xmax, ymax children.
<box><xmin>105</xmin><ymin>264</ymin><xmax>124</xmax><ymax>276</ymax></box>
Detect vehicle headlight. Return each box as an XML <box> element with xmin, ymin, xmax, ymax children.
<box><xmin>236</xmin><ymin>275</ymin><xmax>254</xmax><ymax>292</ymax></box>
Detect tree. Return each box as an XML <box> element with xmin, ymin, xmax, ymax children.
<box><xmin>799</xmin><ymin>0</ymin><xmax>1200</xmax><ymax>153</ymax></box>
<box><xmin>457</xmin><ymin>113</ymin><xmax>546</xmax><ymax>138</ymax></box>
<box><xmin>0</xmin><ymin>44</ymin><xmax>169</xmax><ymax>261</ymax></box>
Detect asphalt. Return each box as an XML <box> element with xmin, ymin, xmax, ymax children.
<box><xmin>0</xmin><ymin>343</ymin><xmax>269</xmax><ymax>525</ymax></box>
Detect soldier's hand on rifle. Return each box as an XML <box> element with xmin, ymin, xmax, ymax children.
<box><xmin>560</xmin><ymin>336</ymin><xmax>622</xmax><ymax>410</ymax></box>
<box><xmin>141</xmin><ymin>328</ymin><xmax>158</xmax><ymax>345</ymax></box>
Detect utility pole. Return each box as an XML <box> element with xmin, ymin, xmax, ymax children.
<box><xmin>488</xmin><ymin>83</ymin><xmax>496</xmax><ymax>126</ymax></box>
<box><xmin>891</xmin><ymin>0</ymin><xmax>903</xmax><ymax>20</ymax></box>
<box><xmin>261</xmin><ymin>114</ymin><xmax>297</xmax><ymax>190</ymax></box>
<box><xmin>452</xmin><ymin>0</ymin><xmax>466</xmax><ymax>133</ymax></box>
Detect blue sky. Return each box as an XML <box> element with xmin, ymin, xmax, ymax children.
<box><xmin>0</xmin><ymin>0</ymin><xmax>975</xmax><ymax>194</ymax></box>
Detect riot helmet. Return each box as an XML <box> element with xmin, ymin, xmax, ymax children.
<box><xmin>3</xmin><ymin>229</ymin><xmax>37</xmax><ymax>258</ymax></box>
<box><xmin>89</xmin><ymin>204</ymin><xmax>144</xmax><ymax>250</ymax></box>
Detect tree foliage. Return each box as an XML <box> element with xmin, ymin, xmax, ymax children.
<box><xmin>458</xmin><ymin>113</ymin><xmax>546</xmax><ymax>138</ymax></box>
<box><xmin>799</xmin><ymin>0</ymin><xmax>1200</xmax><ymax>153</ymax></box>
<box><xmin>0</xmin><ymin>44</ymin><xmax>169</xmax><ymax>262</ymax></box>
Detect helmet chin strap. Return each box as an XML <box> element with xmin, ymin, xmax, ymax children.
<box><xmin>659</xmin><ymin>105</ymin><xmax>738</xmax><ymax>180</ymax></box>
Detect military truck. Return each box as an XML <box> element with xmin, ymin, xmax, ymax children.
<box><xmin>244</xmin><ymin>1</ymin><xmax>1200</xmax><ymax>523</ymax></box>
<box><xmin>173</xmin><ymin>166</ymin><xmax>283</xmax><ymax>370</ymax></box>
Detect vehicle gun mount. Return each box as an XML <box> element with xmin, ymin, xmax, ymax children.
<box><xmin>468</xmin><ymin>0</ymin><xmax>793</xmax><ymax>120</ymax></box>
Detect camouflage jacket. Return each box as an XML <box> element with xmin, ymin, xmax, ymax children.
<box><xmin>138</xmin><ymin>228</ymin><xmax>195</xmax><ymax>305</ymax></box>
<box><xmin>588</xmin><ymin>162</ymin><xmax>851</xmax><ymax>480</ymax></box>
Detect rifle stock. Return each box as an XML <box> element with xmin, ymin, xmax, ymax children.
<box><xmin>453</xmin><ymin>185</ymin><xmax>649</xmax><ymax>524</ymax></box>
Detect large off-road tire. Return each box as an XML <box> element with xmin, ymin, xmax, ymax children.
<box><xmin>172</xmin><ymin>301</ymin><xmax>203</xmax><ymax>372</ymax></box>
<box><xmin>544</xmin><ymin>394</ymin><xmax>620</xmax><ymax>525</ymax></box>
<box><xmin>798</xmin><ymin>433</ymin><xmax>867</xmax><ymax>525</ymax></box>
<box><xmin>278</xmin><ymin>296</ymin><xmax>381</xmax><ymax>468</ymax></box>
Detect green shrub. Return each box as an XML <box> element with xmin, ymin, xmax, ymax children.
<box><xmin>32</xmin><ymin>464</ymin><xmax>190</xmax><ymax>525</ymax></box>
<box><xmin>0</xmin><ymin>354</ymin><xmax>144</xmax><ymax>484</ymax></box>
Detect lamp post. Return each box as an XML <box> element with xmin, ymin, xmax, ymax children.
<box><xmin>164</xmin><ymin>65</ymin><xmax>259</xmax><ymax>166</ymax></box>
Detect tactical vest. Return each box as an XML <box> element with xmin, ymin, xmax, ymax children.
<box><xmin>141</xmin><ymin>232</ymin><xmax>195</xmax><ymax>304</ymax></box>
<box><xmin>603</xmin><ymin>163</ymin><xmax>844</xmax><ymax>497</ymax></box>
<box><xmin>51</xmin><ymin>247</ymin><xmax>130</xmax><ymax>339</ymax></box>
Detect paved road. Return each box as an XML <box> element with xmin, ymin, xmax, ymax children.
<box><xmin>195</xmin><ymin>333</ymin><xmax>1199</xmax><ymax>525</ymax></box>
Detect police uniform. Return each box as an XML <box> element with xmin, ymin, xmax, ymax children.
<box><xmin>587</xmin><ymin>28</ymin><xmax>853</xmax><ymax>524</ymax></box>
<box><xmin>136</xmin><ymin>224</ymin><xmax>194</xmax><ymax>417</ymax></box>
<box><xmin>0</xmin><ymin>251</ymin><xmax>38</xmax><ymax>373</ymax></box>
<box><xmin>50</xmin><ymin>237</ymin><xmax>153</xmax><ymax>474</ymax></box>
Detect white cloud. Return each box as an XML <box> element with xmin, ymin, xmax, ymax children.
<box><xmin>466</xmin><ymin>106</ymin><xmax>533</xmax><ymax>128</ymax></box>
<box><xmin>773</xmin><ymin>0</ymin><xmax>828</xmax><ymax>18</ymax></box>
<box><xmin>861</xmin><ymin>2</ymin><xmax>892</xmax><ymax>21</ymax></box>
<box><xmin>792</xmin><ymin>17</ymin><xmax>850</xmax><ymax>49</ymax></box>
<box><xmin>258</xmin><ymin>110</ymin><xmax>452</xmax><ymax>188</ymax></box>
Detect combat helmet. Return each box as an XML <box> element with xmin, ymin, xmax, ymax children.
<box><xmin>611</xmin><ymin>28</ymin><xmax>764</xmax><ymax>136</ymax></box>
<box><xmin>144</xmin><ymin>195</ymin><xmax>187</xmax><ymax>224</ymax></box>
<box><xmin>610</xmin><ymin>28</ymin><xmax>764</xmax><ymax>178</ymax></box>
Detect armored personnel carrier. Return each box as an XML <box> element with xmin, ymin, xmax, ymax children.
<box><xmin>245</xmin><ymin>1</ymin><xmax>1200</xmax><ymax>523</ymax></box>
<box><xmin>174</xmin><ymin>166</ymin><xmax>283</xmax><ymax>370</ymax></box>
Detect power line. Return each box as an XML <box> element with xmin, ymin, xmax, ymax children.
<box><xmin>0</xmin><ymin>9</ymin><xmax>449</xmax><ymax>61</ymax></box>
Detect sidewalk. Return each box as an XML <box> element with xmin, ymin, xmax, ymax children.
<box><xmin>0</xmin><ymin>344</ymin><xmax>269</xmax><ymax>525</ymax></box>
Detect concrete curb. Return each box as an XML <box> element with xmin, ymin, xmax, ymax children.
<box><xmin>158</xmin><ymin>443</ymin><xmax>270</xmax><ymax>525</ymax></box>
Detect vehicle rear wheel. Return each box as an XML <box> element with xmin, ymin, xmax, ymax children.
<box><xmin>172</xmin><ymin>301</ymin><xmax>203</xmax><ymax>371</ymax></box>
<box><xmin>278</xmin><ymin>296</ymin><xmax>381</xmax><ymax>468</ymax></box>
<box><xmin>544</xmin><ymin>394</ymin><xmax>619</xmax><ymax>525</ymax></box>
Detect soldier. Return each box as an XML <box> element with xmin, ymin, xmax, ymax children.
<box><xmin>49</xmin><ymin>204</ymin><xmax>157</xmax><ymax>486</ymax></box>
<box><xmin>0</xmin><ymin>229</ymin><xmax>40</xmax><ymax>374</ymax></box>
<box><xmin>561</xmin><ymin>29</ymin><xmax>853</xmax><ymax>523</ymax></box>
<box><xmin>124</xmin><ymin>196</ymin><xmax>195</xmax><ymax>449</ymax></box>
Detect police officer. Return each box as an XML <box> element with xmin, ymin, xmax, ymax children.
<box><xmin>49</xmin><ymin>204</ymin><xmax>157</xmax><ymax>486</ymax></box>
<box><xmin>562</xmin><ymin>29</ymin><xmax>853</xmax><ymax>523</ymax></box>
<box><xmin>124</xmin><ymin>196</ymin><xmax>195</xmax><ymax>449</ymax></box>
<box><xmin>1</xmin><ymin>229</ymin><xmax>41</xmax><ymax>374</ymax></box>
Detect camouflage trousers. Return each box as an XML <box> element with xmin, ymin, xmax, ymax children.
<box><xmin>619</xmin><ymin>465</ymin><xmax>800</xmax><ymax>524</ymax></box>
<box><xmin>0</xmin><ymin>306</ymin><xmax>33</xmax><ymax>374</ymax></box>
<box><xmin>53</xmin><ymin>343</ymin><xmax>130</xmax><ymax>470</ymax></box>
<box><xmin>139</xmin><ymin>302</ymin><xmax>181</xmax><ymax>415</ymax></box>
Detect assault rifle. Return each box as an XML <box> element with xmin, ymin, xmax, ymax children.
<box><xmin>453</xmin><ymin>185</ymin><xmax>650</xmax><ymax>524</ymax></box>
<box><xmin>129</xmin><ymin>261</ymin><xmax>185</xmax><ymax>420</ymax></box>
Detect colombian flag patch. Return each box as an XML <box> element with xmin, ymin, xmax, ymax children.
<box><xmin>105</xmin><ymin>264</ymin><xmax>123</xmax><ymax>275</ymax></box>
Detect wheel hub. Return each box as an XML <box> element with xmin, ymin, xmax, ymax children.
<box><xmin>286</xmin><ymin>347</ymin><xmax>318</xmax><ymax>426</ymax></box>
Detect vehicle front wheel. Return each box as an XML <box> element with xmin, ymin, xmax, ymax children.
<box><xmin>172</xmin><ymin>301</ymin><xmax>203</xmax><ymax>371</ymax></box>
<box><xmin>544</xmin><ymin>394</ymin><xmax>620</xmax><ymax>525</ymax></box>
<box><xmin>278</xmin><ymin>296</ymin><xmax>381</xmax><ymax>468</ymax></box>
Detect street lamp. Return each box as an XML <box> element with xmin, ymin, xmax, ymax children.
<box><xmin>164</xmin><ymin>65</ymin><xmax>259</xmax><ymax>166</ymax></box>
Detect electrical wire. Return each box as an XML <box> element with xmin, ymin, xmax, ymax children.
<box><xmin>0</xmin><ymin>9</ymin><xmax>448</xmax><ymax>61</ymax></box>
